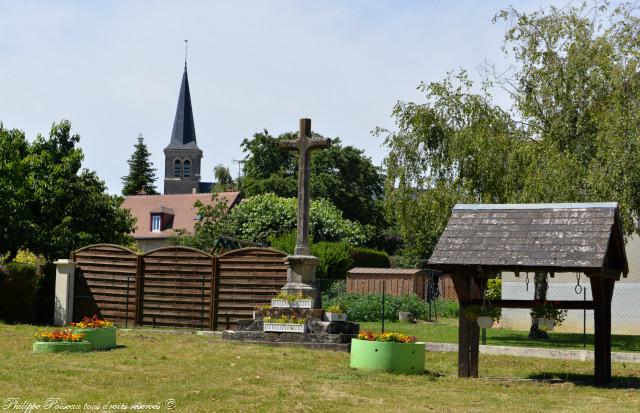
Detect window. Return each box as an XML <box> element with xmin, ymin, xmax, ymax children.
<box><xmin>174</xmin><ymin>160</ymin><xmax>182</xmax><ymax>177</ymax></box>
<box><xmin>183</xmin><ymin>159</ymin><xmax>191</xmax><ymax>177</ymax></box>
<box><xmin>151</xmin><ymin>215</ymin><xmax>161</xmax><ymax>232</ymax></box>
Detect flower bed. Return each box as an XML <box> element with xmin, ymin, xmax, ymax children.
<box><xmin>350</xmin><ymin>331</ymin><xmax>424</xmax><ymax>374</ymax></box>
<box><xmin>70</xmin><ymin>315</ymin><xmax>116</xmax><ymax>350</ymax></box>
<box><xmin>33</xmin><ymin>329</ymin><xmax>92</xmax><ymax>353</ymax></box>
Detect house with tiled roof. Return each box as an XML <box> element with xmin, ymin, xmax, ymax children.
<box><xmin>121</xmin><ymin>192</ymin><xmax>240</xmax><ymax>251</ymax></box>
<box><xmin>121</xmin><ymin>60</ymin><xmax>240</xmax><ymax>251</ymax></box>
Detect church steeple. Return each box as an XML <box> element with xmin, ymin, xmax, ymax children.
<box><xmin>167</xmin><ymin>66</ymin><xmax>199</xmax><ymax>149</ymax></box>
<box><xmin>163</xmin><ymin>58</ymin><xmax>204</xmax><ymax>195</ymax></box>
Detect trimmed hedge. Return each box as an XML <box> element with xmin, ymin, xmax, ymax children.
<box><xmin>311</xmin><ymin>242</ymin><xmax>353</xmax><ymax>279</ymax></box>
<box><xmin>0</xmin><ymin>262</ymin><xmax>54</xmax><ymax>324</ymax></box>
<box><xmin>324</xmin><ymin>293</ymin><xmax>428</xmax><ymax>321</ymax></box>
<box><xmin>268</xmin><ymin>233</ymin><xmax>389</xmax><ymax>280</ymax></box>
<box><xmin>351</xmin><ymin>247</ymin><xmax>390</xmax><ymax>268</ymax></box>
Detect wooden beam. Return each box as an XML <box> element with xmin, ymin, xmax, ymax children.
<box><xmin>451</xmin><ymin>272</ymin><xmax>481</xmax><ymax>378</ymax></box>
<box><xmin>464</xmin><ymin>299</ymin><xmax>594</xmax><ymax>310</ymax></box>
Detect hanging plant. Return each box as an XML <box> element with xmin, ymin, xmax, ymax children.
<box><xmin>530</xmin><ymin>301</ymin><xmax>567</xmax><ymax>331</ymax></box>
<box><xmin>463</xmin><ymin>303</ymin><xmax>501</xmax><ymax>329</ymax></box>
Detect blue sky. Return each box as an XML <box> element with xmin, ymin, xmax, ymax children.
<box><xmin>0</xmin><ymin>0</ymin><xmax>566</xmax><ymax>194</ymax></box>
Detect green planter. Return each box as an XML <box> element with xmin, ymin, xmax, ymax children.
<box><xmin>33</xmin><ymin>341</ymin><xmax>92</xmax><ymax>353</ymax></box>
<box><xmin>350</xmin><ymin>339</ymin><xmax>425</xmax><ymax>374</ymax></box>
<box><xmin>72</xmin><ymin>327</ymin><xmax>117</xmax><ymax>350</ymax></box>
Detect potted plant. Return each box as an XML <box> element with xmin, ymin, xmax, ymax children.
<box><xmin>463</xmin><ymin>303</ymin><xmax>501</xmax><ymax>329</ymax></box>
<box><xmin>324</xmin><ymin>305</ymin><xmax>347</xmax><ymax>322</ymax></box>
<box><xmin>33</xmin><ymin>329</ymin><xmax>92</xmax><ymax>353</ymax></box>
<box><xmin>263</xmin><ymin>315</ymin><xmax>306</xmax><ymax>333</ymax></box>
<box><xmin>271</xmin><ymin>292</ymin><xmax>313</xmax><ymax>309</ymax></box>
<box><xmin>70</xmin><ymin>315</ymin><xmax>116</xmax><ymax>350</ymax></box>
<box><xmin>530</xmin><ymin>301</ymin><xmax>567</xmax><ymax>331</ymax></box>
<box><xmin>350</xmin><ymin>331</ymin><xmax>424</xmax><ymax>374</ymax></box>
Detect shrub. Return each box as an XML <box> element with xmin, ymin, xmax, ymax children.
<box><xmin>268</xmin><ymin>231</ymin><xmax>296</xmax><ymax>255</ymax></box>
<box><xmin>430</xmin><ymin>298</ymin><xmax>459</xmax><ymax>319</ymax></box>
<box><xmin>324</xmin><ymin>293</ymin><xmax>428</xmax><ymax>322</ymax></box>
<box><xmin>485</xmin><ymin>277</ymin><xmax>502</xmax><ymax>300</ymax></box>
<box><xmin>311</xmin><ymin>242</ymin><xmax>353</xmax><ymax>280</ymax></box>
<box><xmin>223</xmin><ymin>193</ymin><xmax>369</xmax><ymax>246</ymax></box>
<box><xmin>351</xmin><ymin>247</ymin><xmax>390</xmax><ymax>268</ymax></box>
<box><xmin>0</xmin><ymin>262</ymin><xmax>39</xmax><ymax>323</ymax></box>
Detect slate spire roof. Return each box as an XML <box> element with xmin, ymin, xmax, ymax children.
<box><xmin>167</xmin><ymin>65</ymin><xmax>199</xmax><ymax>150</ymax></box>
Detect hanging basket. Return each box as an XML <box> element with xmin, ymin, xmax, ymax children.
<box><xmin>537</xmin><ymin>318</ymin><xmax>555</xmax><ymax>332</ymax></box>
<box><xmin>476</xmin><ymin>316</ymin><xmax>495</xmax><ymax>329</ymax></box>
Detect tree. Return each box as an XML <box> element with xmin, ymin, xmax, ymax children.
<box><xmin>177</xmin><ymin>193</ymin><xmax>370</xmax><ymax>251</ymax></box>
<box><xmin>0</xmin><ymin>121</ymin><xmax>136</xmax><ymax>260</ymax></box>
<box><xmin>213</xmin><ymin>164</ymin><xmax>234</xmax><ymax>192</ymax></box>
<box><xmin>241</xmin><ymin>130</ymin><xmax>385</xmax><ymax>227</ymax></box>
<box><xmin>121</xmin><ymin>134</ymin><xmax>158</xmax><ymax>195</ymax></box>
<box><xmin>379</xmin><ymin>2</ymin><xmax>640</xmax><ymax>337</ymax></box>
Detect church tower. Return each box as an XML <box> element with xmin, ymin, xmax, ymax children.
<box><xmin>163</xmin><ymin>64</ymin><xmax>204</xmax><ymax>194</ymax></box>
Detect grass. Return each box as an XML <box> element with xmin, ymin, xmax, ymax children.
<box><xmin>359</xmin><ymin>319</ymin><xmax>640</xmax><ymax>352</ymax></box>
<box><xmin>2</xmin><ymin>324</ymin><xmax>640</xmax><ymax>412</ymax></box>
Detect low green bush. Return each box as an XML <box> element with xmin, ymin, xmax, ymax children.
<box><xmin>486</xmin><ymin>277</ymin><xmax>502</xmax><ymax>300</ymax></box>
<box><xmin>429</xmin><ymin>298</ymin><xmax>459</xmax><ymax>318</ymax></box>
<box><xmin>0</xmin><ymin>262</ymin><xmax>38</xmax><ymax>323</ymax></box>
<box><xmin>324</xmin><ymin>293</ymin><xmax>428</xmax><ymax>321</ymax></box>
<box><xmin>311</xmin><ymin>242</ymin><xmax>353</xmax><ymax>279</ymax></box>
<box><xmin>351</xmin><ymin>247</ymin><xmax>390</xmax><ymax>268</ymax></box>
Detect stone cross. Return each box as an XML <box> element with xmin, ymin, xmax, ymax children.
<box><xmin>280</xmin><ymin>118</ymin><xmax>330</xmax><ymax>256</ymax></box>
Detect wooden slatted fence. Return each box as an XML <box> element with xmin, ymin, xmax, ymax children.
<box><xmin>214</xmin><ymin>248</ymin><xmax>287</xmax><ymax>330</ymax></box>
<box><xmin>70</xmin><ymin>244</ymin><xmax>287</xmax><ymax>330</ymax></box>
<box><xmin>141</xmin><ymin>247</ymin><xmax>214</xmax><ymax>329</ymax></box>
<box><xmin>72</xmin><ymin>244</ymin><xmax>138</xmax><ymax>327</ymax></box>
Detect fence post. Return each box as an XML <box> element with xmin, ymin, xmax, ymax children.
<box><xmin>54</xmin><ymin>259</ymin><xmax>76</xmax><ymax>326</ymax></box>
<box><xmin>135</xmin><ymin>254</ymin><xmax>144</xmax><ymax>326</ymax></box>
<box><xmin>210</xmin><ymin>256</ymin><xmax>218</xmax><ymax>330</ymax></box>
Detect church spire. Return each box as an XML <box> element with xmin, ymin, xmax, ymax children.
<box><xmin>167</xmin><ymin>60</ymin><xmax>198</xmax><ymax>149</ymax></box>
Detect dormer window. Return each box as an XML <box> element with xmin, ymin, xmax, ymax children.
<box><xmin>183</xmin><ymin>159</ymin><xmax>191</xmax><ymax>177</ymax></box>
<box><xmin>151</xmin><ymin>214</ymin><xmax>161</xmax><ymax>232</ymax></box>
<box><xmin>174</xmin><ymin>160</ymin><xmax>182</xmax><ymax>177</ymax></box>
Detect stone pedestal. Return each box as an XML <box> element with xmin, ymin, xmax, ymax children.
<box><xmin>281</xmin><ymin>255</ymin><xmax>321</xmax><ymax>309</ymax></box>
<box><xmin>54</xmin><ymin>259</ymin><xmax>75</xmax><ymax>326</ymax></box>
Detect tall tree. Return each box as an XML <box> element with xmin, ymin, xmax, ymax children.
<box><xmin>379</xmin><ymin>2</ymin><xmax>640</xmax><ymax>337</ymax></box>
<box><xmin>241</xmin><ymin>130</ymin><xmax>385</xmax><ymax>227</ymax></box>
<box><xmin>0</xmin><ymin>121</ymin><xmax>135</xmax><ymax>260</ymax></box>
<box><xmin>121</xmin><ymin>134</ymin><xmax>158</xmax><ymax>195</ymax></box>
<box><xmin>213</xmin><ymin>164</ymin><xmax>234</xmax><ymax>192</ymax></box>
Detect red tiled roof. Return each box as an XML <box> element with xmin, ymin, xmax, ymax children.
<box><xmin>121</xmin><ymin>192</ymin><xmax>240</xmax><ymax>239</ymax></box>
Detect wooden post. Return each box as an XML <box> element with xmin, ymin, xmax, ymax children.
<box><xmin>589</xmin><ymin>276</ymin><xmax>614</xmax><ymax>385</ymax></box>
<box><xmin>210</xmin><ymin>256</ymin><xmax>218</xmax><ymax>330</ymax></box>
<box><xmin>134</xmin><ymin>254</ymin><xmax>144</xmax><ymax>326</ymax></box>
<box><xmin>451</xmin><ymin>272</ymin><xmax>481</xmax><ymax>378</ymax></box>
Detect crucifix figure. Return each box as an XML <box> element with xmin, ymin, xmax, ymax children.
<box><xmin>280</xmin><ymin>118</ymin><xmax>331</xmax><ymax>256</ymax></box>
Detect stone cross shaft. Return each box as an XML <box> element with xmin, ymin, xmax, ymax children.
<box><xmin>280</xmin><ymin>118</ymin><xmax>330</xmax><ymax>256</ymax></box>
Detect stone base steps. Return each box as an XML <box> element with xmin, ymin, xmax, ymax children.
<box><xmin>222</xmin><ymin>330</ymin><xmax>355</xmax><ymax>352</ymax></box>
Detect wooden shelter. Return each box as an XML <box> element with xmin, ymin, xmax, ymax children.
<box><xmin>428</xmin><ymin>202</ymin><xmax>628</xmax><ymax>384</ymax></box>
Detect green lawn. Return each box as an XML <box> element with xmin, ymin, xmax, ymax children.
<box><xmin>2</xmin><ymin>324</ymin><xmax>640</xmax><ymax>412</ymax></box>
<box><xmin>359</xmin><ymin>319</ymin><xmax>640</xmax><ymax>352</ymax></box>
